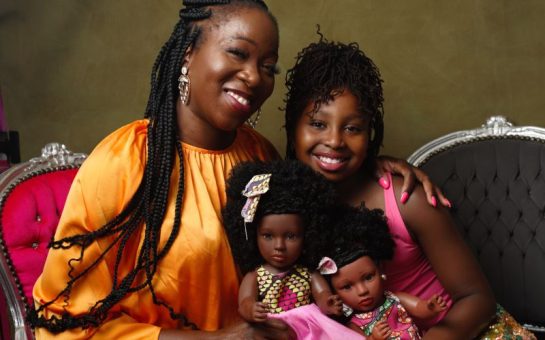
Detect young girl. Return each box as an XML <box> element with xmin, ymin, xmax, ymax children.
<box><xmin>223</xmin><ymin>160</ymin><xmax>362</xmax><ymax>339</ymax></box>
<box><xmin>284</xmin><ymin>34</ymin><xmax>536</xmax><ymax>339</ymax></box>
<box><xmin>319</xmin><ymin>205</ymin><xmax>447</xmax><ymax>339</ymax></box>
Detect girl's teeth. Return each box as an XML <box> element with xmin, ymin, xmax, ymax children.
<box><xmin>319</xmin><ymin>156</ymin><xmax>343</xmax><ymax>164</ymax></box>
<box><xmin>227</xmin><ymin>91</ymin><xmax>249</xmax><ymax>106</ymax></box>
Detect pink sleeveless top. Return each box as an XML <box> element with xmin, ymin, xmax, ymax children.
<box><xmin>382</xmin><ymin>173</ymin><xmax>452</xmax><ymax>330</ymax></box>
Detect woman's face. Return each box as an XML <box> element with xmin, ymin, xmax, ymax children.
<box><xmin>181</xmin><ymin>7</ymin><xmax>278</xmax><ymax>143</ymax></box>
<box><xmin>293</xmin><ymin>90</ymin><xmax>370</xmax><ymax>183</ymax></box>
<box><xmin>257</xmin><ymin>214</ymin><xmax>304</xmax><ymax>273</ymax></box>
<box><xmin>331</xmin><ymin>256</ymin><xmax>385</xmax><ymax>312</ymax></box>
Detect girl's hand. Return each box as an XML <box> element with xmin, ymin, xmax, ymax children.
<box><xmin>251</xmin><ymin>301</ymin><xmax>269</xmax><ymax>322</ymax></box>
<box><xmin>374</xmin><ymin>155</ymin><xmax>451</xmax><ymax>208</ymax></box>
<box><xmin>426</xmin><ymin>294</ymin><xmax>448</xmax><ymax>314</ymax></box>
<box><xmin>369</xmin><ymin>319</ymin><xmax>392</xmax><ymax>340</ymax></box>
<box><xmin>324</xmin><ymin>294</ymin><xmax>343</xmax><ymax>315</ymax></box>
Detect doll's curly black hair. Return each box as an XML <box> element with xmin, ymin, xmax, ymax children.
<box><xmin>223</xmin><ymin>160</ymin><xmax>337</xmax><ymax>274</ymax></box>
<box><xmin>284</xmin><ymin>29</ymin><xmax>384</xmax><ymax>173</ymax></box>
<box><xmin>320</xmin><ymin>204</ymin><xmax>394</xmax><ymax>272</ymax></box>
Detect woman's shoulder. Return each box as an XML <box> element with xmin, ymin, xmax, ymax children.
<box><xmin>76</xmin><ymin>119</ymin><xmax>148</xmax><ymax>188</ymax></box>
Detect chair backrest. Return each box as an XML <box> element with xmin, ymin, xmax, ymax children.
<box><xmin>407</xmin><ymin>116</ymin><xmax>545</xmax><ymax>334</ymax></box>
<box><xmin>0</xmin><ymin>143</ymin><xmax>86</xmax><ymax>340</ymax></box>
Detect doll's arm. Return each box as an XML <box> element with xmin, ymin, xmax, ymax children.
<box><xmin>238</xmin><ymin>270</ymin><xmax>268</xmax><ymax>322</ymax></box>
<box><xmin>395</xmin><ymin>292</ymin><xmax>447</xmax><ymax>320</ymax></box>
<box><xmin>311</xmin><ymin>272</ymin><xmax>342</xmax><ymax>316</ymax></box>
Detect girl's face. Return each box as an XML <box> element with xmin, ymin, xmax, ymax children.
<box><xmin>181</xmin><ymin>7</ymin><xmax>278</xmax><ymax>141</ymax></box>
<box><xmin>293</xmin><ymin>90</ymin><xmax>370</xmax><ymax>184</ymax></box>
<box><xmin>257</xmin><ymin>214</ymin><xmax>304</xmax><ymax>273</ymax></box>
<box><xmin>331</xmin><ymin>256</ymin><xmax>385</xmax><ymax>312</ymax></box>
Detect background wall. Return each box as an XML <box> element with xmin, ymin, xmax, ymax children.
<box><xmin>1</xmin><ymin>0</ymin><xmax>544</xmax><ymax>161</ymax></box>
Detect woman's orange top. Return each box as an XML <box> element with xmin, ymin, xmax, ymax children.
<box><xmin>33</xmin><ymin>119</ymin><xmax>280</xmax><ymax>339</ymax></box>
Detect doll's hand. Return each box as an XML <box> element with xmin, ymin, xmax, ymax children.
<box><xmin>369</xmin><ymin>319</ymin><xmax>392</xmax><ymax>340</ymax></box>
<box><xmin>323</xmin><ymin>294</ymin><xmax>343</xmax><ymax>315</ymax></box>
<box><xmin>251</xmin><ymin>301</ymin><xmax>269</xmax><ymax>322</ymax></box>
<box><xmin>426</xmin><ymin>294</ymin><xmax>448</xmax><ymax>314</ymax></box>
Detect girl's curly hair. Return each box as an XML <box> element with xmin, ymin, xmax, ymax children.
<box><xmin>223</xmin><ymin>160</ymin><xmax>337</xmax><ymax>274</ymax></box>
<box><xmin>284</xmin><ymin>31</ymin><xmax>385</xmax><ymax>173</ymax></box>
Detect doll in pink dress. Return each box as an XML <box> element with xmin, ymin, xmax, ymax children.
<box><xmin>319</xmin><ymin>205</ymin><xmax>447</xmax><ymax>340</ymax></box>
<box><xmin>223</xmin><ymin>160</ymin><xmax>362</xmax><ymax>340</ymax></box>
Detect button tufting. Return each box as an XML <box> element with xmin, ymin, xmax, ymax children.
<box><xmin>31</xmin><ymin>242</ymin><xmax>39</xmax><ymax>249</ymax></box>
<box><xmin>36</xmin><ymin>215</ymin><xmax>42</xmax><ymax>222</ymax></box>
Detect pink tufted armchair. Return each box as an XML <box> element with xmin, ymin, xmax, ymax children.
<box><xmin>0</xmin><ymin>143</ymin><xmax>86</xmax><ymax>340</ymax></box>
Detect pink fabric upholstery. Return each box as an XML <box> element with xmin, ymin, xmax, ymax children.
<box><xmin>1</xmin><ymin>169</ymin><xmax>78</xmax><ymax>307</ymax></box>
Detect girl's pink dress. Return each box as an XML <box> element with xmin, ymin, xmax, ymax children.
<box><xmin>258</xmin><ymin>265</ymin><xmax>363</xmax><ymax>340</ymax></box>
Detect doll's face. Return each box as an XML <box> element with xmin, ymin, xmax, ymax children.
<box><xmin>330</xmin><ymin>256</ymin><xmax>385</xmax><ymax>312</ymax></box>
<box><xmin>257</xmin><ymin>214</ymin><xmax>304</xmax><ymax>273</ymax></box>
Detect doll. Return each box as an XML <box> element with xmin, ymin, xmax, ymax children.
<box><xmin>319</xmin><ymin>205</ymin><xmax>447</xmax><ymax>340</ymax></box>
<box><xmin>223</xmin><ymin>160</ymin><xmax>362</xmax><ymax>340</ymax></box>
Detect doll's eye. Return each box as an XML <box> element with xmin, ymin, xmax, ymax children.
<box><xmin>286</xmin><ymin>233</ymin><xmax>298</xmax><ymax>240</ymax></box>
<box><xmin>341</xmin><ymin>284</ymin><xmax>351</xmax><ymax>291</ymax></box>
<box><xmin>262</xmin><ymin>233</ymin><xmax>273</xmax><ymax>240</ymax></box>
<box><xmin>364</xmin><ymin>273</ymin><xmax>375</xmax><ymax>281</ymax></box>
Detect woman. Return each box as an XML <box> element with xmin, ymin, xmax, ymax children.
<box><xmin>31</xmin><ymin>1</ymin><xmax>442</xmax><ymax>338</ymax></box>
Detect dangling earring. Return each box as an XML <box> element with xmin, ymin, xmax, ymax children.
<box><xmin>246</xmin><ymin>108</ymin><xmax>261</xmax><ymax>128</ymax></box>
<box><xmin>381</xmin><ymin>274</ymin><xmax>387</xmax><ymax>281</ymax></box>
<box><xmin>178</xmin><ymin>65</ymin><xmax>190</xmax><ymax>105</ymax></box>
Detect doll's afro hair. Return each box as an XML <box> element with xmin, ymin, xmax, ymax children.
<box><xmin>223</xmin><ymin>160</ymin><xmax>337</xmax><ymax>274</ymax></box>
<box><xmin>319</xmin><ymin>204</ymin><xmax>395</xmax><ymax>271</ymax></box>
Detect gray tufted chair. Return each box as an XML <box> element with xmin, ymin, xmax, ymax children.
<box><xmin>408</xmin><ymin>116</ymin><xmax>545</xmax><ymax>336</ymax></box>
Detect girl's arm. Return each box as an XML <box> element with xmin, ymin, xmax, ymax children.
<box><xmin>311</xmin><ymin>271</ymin><xmax>342</xmax><ymax>316</ymax></box>
<box><xmin>395</xmin><ymin>292</ymin><xmax>447</xmax><ymax>320</ymax></box>
<box><xmin>238</xmin><ymin>270</ymin><xmax>269</xmax><ymax>322</ymax></box>
<box><xmin>394</xmin><ymin>178</ymin><xmax>496</xmax><ymax>339</ymax></box>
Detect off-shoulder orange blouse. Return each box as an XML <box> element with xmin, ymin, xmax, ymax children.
<box><xmin>33</xmin><ymin>119</ymin><xmax>280</xmax><ymax>339</ymax></box>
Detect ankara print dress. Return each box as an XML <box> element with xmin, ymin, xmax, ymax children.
<box><xmin>257</xmin><ymin>264</ymin><xmax>311</xmax><ymax>312</ymax></box>
<box><xmin>259</xmin><ymin>265</ymin><xmax>364</xmax><ymax>340</ymax></box>
<box><xmin>350</xmin><ymin>291</ymin><xmax>421</xmax><ymax>340</ymax></box>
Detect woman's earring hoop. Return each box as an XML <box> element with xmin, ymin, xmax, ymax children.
<box><xmin>178</xmin><ymin>66</ymin><xmax>190</xmax><ymax>105</ymax></box>
<box><xmin>246</xmin><ymin>108</ymin><xmax>261</xmax><ymax>128</ymax></box>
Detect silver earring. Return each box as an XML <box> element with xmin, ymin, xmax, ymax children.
<box><xmin>381</xmin><ymin>274</ymin><xmax>387</xmax><ymax>281</ymax></box>
<box><xmin>246</xmin><ymin>108</ymin><xmax>261</xmax><ymax>128</ymax></box>
<box><xmin>178</xmin><ymin>66</ymin><xmax>190</xmax><ymax>105</ymax></box>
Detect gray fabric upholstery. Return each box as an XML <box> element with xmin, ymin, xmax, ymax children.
<box><xmin>418</xmin><ymin>137</ymin><xmax>545</xmax><ymax>329</ymax></box>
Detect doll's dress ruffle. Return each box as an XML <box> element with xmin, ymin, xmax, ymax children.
<box><xmin>269</xmin><ymin>303</ymin><xmax>364</xmax><ymax>340</ymax></box>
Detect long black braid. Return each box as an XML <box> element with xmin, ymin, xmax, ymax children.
<box><xmin>28</xmin><ymin>0</ymin><xmax>272</xmax><ymax>333</ymax></box>
<box><xmin>284</xmin><ymin>29</ymin><xmax>385</xmax><ymax>172</ymax></box>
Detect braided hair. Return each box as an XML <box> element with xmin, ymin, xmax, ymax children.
<box><xmin>284</xmin><ymin>30</ymin><xmax>385</xmax><ymax>173</ymax></box>
<box><xmin>29</xmin><ymin>0</ymin><xmax>274</xmax><ymax>333</ymax></box>
<box><xmin>222</xmin><ymin>160</ymin><xmax>337</xmax><ymax>275</ymax></box>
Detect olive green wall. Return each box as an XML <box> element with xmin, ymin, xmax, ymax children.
<box><xmin>1</xmin><ymin>1</ymin><xmax>545</xmax><ymax>161</ymax></box>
